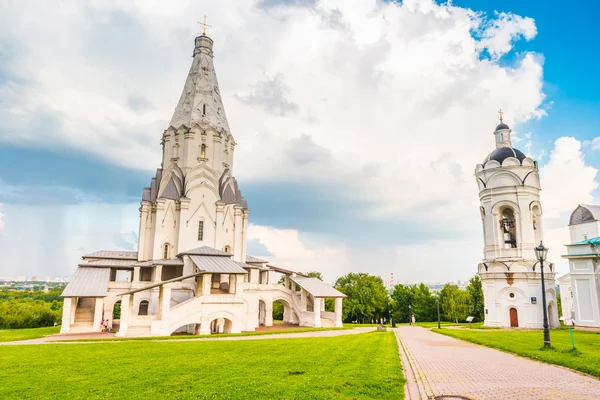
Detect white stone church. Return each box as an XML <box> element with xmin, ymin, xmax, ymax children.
<box><xmin>60</xmin><ymin>33</ymin><xmax>345</xmax><ymax>337</ymax></box>
<box><xmin>475</xmin><ymin>117</ymin><xmax>559</xmax><ymax>328</ymax></box>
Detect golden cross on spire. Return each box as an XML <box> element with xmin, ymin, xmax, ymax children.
<box><xmin>498</xmin><ymin>108</ymin><xmax>504</xmax><ymax>123</ymax></box>
<box><xmin>198</xmin><ymin>15</ymin><xmax>211</xmax><ymax>36</ymax></box>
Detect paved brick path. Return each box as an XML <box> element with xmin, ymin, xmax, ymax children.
<box><xmin>396</xmin><ymin>326</ymin><xmax>600</xmax><ymax>400</ymax></box>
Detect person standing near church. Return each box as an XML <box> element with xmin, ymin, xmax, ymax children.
<box><xmin>411</xmin><ymin>315</ymin><xmax>416</xmax><ymax>326</ymax></box>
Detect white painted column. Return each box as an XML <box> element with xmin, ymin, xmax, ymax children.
<box><xmin>235</xmin><ymin>274</ymin><xmax>244</xmax><ymax>295</ymax></box>
<box><xmin>313</xmin><ymin>298</ymin><xmax>322</xmax><ymax>327</ymax></box>
<box><xmin>133</xmin><ymin>267</ymin><xmax>140</xmax><ymax>282</ymax></box>
<box><xmin>284</xmin><ymin>275</ymin><xmax>289</xmax><ymax>288</ymax></box>
<box><xmin>300</xmin><ymin>289</ymin><xmax>307</xmax><ymax>311</ymax></box>
<box><xmin>138</xmin><ymin>202</ymin><xmax>150</xmax><ymax>261</ymax></box>
<box><xmin>265</xmin><ymin>302</ymin><xmax>273</xmax><ymax>326</ymax></box>
<box><xmin>160</xmin><ymin>284</ymin><xmax>172</xmax><ymax>320</ymax></box>
<box><xmin>92</xmin><ymin>297</ymin><xmax>104</xmax><ymax>332</ymax></box>
<box><xmin>70</xmin><ymin>297</ymin><xmax>77</xmax><ymax>325</ymax></box>
<box><xmin>202</xmin><ymin>273</ymin><xmax>212</xmax><ymax>295</ymax></box>
<box><xmin>60</xmin><ymin>298</ymin><xmax>73</xmax><ymax>333</ymax></box>
<box><xmin>233</xmin><ymin>206</ymin><xmax>243</xmax><ymax>262</ymax></box>
<box><xmin>117</xmin><ymin>294</ymin><xmax>132</xmax><ymax>337</ymax></box>
<box><xmin>321</xmin><ymin>299</ymin><xmax>326</xmax><ymax>312</ymax></box>
<box><xmin>154</xmin><ymin>265</ymin><xmax>163</xmax><ymax>283</ymax></box>
<box><xmin>334</xmin><ymin>297</ymin><xmax>343</xmax><ymax>327</ymax></box>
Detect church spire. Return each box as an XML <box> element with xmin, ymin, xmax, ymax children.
<box><xmin>493</xmin><ymin>109</ymin><xmax>512</xmax><ymax>149</ymax></box>
<box><xmin>169</xmin><ymin>33</ymin><xmax>231</xmax><ymax>134</ymax></box>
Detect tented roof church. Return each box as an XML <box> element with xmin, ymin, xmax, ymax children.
<box><xmin>60</xmin><ymin>33</ymin><xmax>345</xmax><ymax>337</ymax></box>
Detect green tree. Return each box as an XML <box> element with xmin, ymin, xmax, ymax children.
<box><xmin>390</xmin><ymin>284</ymin><xmax>414</xmax><ymax>323</ymax></box>
<box><xmin>306</xmin><ymin>271</ymin><xmax>323</xmax><ymax>280</ymax></box>
<box><xmin>440</xmin><ymin>284</ymin><xmax>468</xmax><ymax>323</ymax></box>
<box><xmin>335</xmin><ymin>273</ymin><xmax>388</xmax><ymax>323</ymax></box>
<box><xmin>412</xmin><ymin>283</ymin><xmax>437</xmax><ymax>322</ymax></box>
<box><xmin>466</xmin><ymin>275</ymin><xmax>484</xmax><ymax>321</ymax></box>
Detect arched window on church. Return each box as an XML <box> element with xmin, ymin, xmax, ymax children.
<box><xmin>138</xmin><ymin>300</ymin><xmax>149</xmax><ymax>316</ymax></box>
<box><xmin>198</xmin><ymin>220</ymin><xmax>204</xmax><ymax>241</ymax></box>
<box><xmin>163</xmin><ymin>243</ymin><xmax>170</xmax><ymax>259</ymax></box>
<box><xmin>200</xmin><ymin>144</ymin><xmax>206</xmax><ymax>159</ymax></box>
<box><xmin>500</xmin><ymin>208</ymin><xmax>517</xmax><ymax>249</ymax></box>
<box><xmin>224</xmin><ymin>245</ymin><xmax>231</xmax><ymax>254</ymax></box>
<box><xmin>202</xmin><ymin>104</ymin><xmax>206</xmax><ymax>116</ymax></box>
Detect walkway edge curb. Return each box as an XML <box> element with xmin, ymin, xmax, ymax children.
<box><xmin>394</xmin><ymin>328</ymin><xmax>428</xmax><ymax>399</ymax></box>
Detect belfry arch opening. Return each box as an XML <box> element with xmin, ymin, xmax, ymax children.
<box><xmin>499</xmin><ymin>207</ymin><xmax>517</xmax><ymax>249</ymax></box>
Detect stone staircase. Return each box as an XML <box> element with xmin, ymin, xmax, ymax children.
<box><xmin>70</xmin><ymin>298</ymin><xmax>95</xmax><ymax>333</ymax></box>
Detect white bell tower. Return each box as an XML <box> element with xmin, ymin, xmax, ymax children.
<box><xmin>475</xmin><ymin>112</ymin><xmax>559</xmax><ymax>328</ymax></box>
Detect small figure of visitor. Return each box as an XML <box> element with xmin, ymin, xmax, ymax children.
<box><xmin>106</xmin><ymin>319</ymin><xmax>111</xmax><ymax>333</ymax></box>
<box><xmin>100</xmin><ymin>319</ymin><xmax>105</xmax><ymax>332</ymax></box>
<box><xmin>411</xmin><ymin>315</ymin><xmax>416</xmax><ymax>326</ymax></box>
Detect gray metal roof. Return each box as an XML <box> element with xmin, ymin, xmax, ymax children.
<box><xmin>190</xmin><ymin>255</ymin><xmax>248</xmax><ymax>274</ymax></box>
<box><xmin>178</xmin><ymin>246</ymin><xmax>231</xmax><ymax>257</ymax></box>
<box><xmin>79</xmin><ymin>259</ymin><xmax>135</xmax><ymax>268</ymax></box>
<box><xmin>570</xmin><ymin>204</ymin><xmax>600</xmax><ymax>226</ymax></box>
<box><xmin>246</xmin><ymin>255</ymin><xmax>268</xmax><ymax>263</ymax></box>
<box><xmin>82</xmin><ymin>250</ymin><xmax>138</xmax><ymax>260</ymax></box>
<box><xmin>241</xmin><ymin>262</ymin><xmax>270</xmax><ymax>271</ymax></box>
<box><xmin>268</xmin><ymin>264</ymin><xmax>308</xmax><ymax>277</ymax></box>
<box><xmin>62</xmin><ymin>267</ymin><xmax>110</xmax><ymax>297</ymax></box>
<box><xmin>132</xmin><ymin>258</ymin><xmax>184</xmax><ymax>267</ymax></box>
<box><xmin>290</xmin><ymin>276</ymin><xmax>346</xmax><ymax>298</ymax></box>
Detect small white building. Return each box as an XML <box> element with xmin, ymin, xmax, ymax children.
<box><xmin>557</xmin><ymin>273</ymin><xmax>575</xmax><ymax>320</ymax></box>
<box><xmin>60</xmin><ymin>33</ymin><xmax>345</xmax><ymax>337</ymax></box>
<box><xmin>560</xmin><ymin>205</ymin><xmax>600</xmax><ymax>328</ymax></box>
<box><xmin>475</xmin><ymin>117</ymin><xmax>559</xmax><ymax>328</ymax></box>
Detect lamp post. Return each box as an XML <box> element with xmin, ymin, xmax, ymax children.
<box><xmin>535</xmin><ymin>241</ymin><xmax>551</xmax><ymax>348</ymax></box>
<box><xmin>436</xmin><ymin>293</ymin><xmax>441</xmax><ymax>329</ymax></box>
<box><xmin>408</xmin><ymin>304</ymin><xmax>412</xmax><ymax>324</ymax></box>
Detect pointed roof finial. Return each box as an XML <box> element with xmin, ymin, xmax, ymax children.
<box><xmin>198</xmin><ymin>15</ymin><xmax>211</xmax><ymax>36</ymax></box>
<box><xmin>498</xmin><ymin>108</ymin><xmax>504</xmax><ymax>123</ymax></box>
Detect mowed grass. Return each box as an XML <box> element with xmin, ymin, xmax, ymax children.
<box><xmin>0</xmin><ymin>331</ymin><xmax>404</xmax><ymax>400</ymax></box>
<box><xmin>434</xmin><ymin>328</ymin><xmax>600</xmax><ymax>378</ymax></box>
<box><xmin>0</xmin><ymin>326</ymin><xmax>60</xmax><ymax>342</ymax></box>
<box><xmin>53</xmin><ymin>326</ymin><xmax>350</xmax><ymax>343</ymax></box>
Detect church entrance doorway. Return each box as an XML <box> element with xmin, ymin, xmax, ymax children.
<box><xmin>509</xmin><ymin>307</ymin><xmax>518</xmax><ymax>327</ymax></box>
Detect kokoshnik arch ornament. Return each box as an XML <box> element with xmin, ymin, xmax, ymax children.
<box><xmin>474</xmin><ymin>111</ymin><xmax>559</xmax><ymax>329</ymax></box>
<box><xmin>59</xmin><ymin>26</ymin><xmax>346</xmax><ymax>337</ymax></box>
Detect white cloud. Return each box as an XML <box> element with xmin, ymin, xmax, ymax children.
<box><xmin>591</xmin><ymin>136</ymin><xmax>600</xmax><ymax>150</ymax></box>
<box><xmin>0</xmin><ymin>203</ymin><xmax>4</xmax><ymax>233</ymax></box>
<box><xmin>247</xmin><ymin>224</ymin><xmax>350</xmax><ymax>283</ymax></box>
<box><xmin>541</xmin><ymin>137</ymin><xmax>598</xmax><ymax>219</ymax></box>
<box><xmin>0</xmin><ymin>0</ymin><xmax>557</xmax><ymax>281</ymax></box>
<box><xmin>476</xmin><ymin>12</ymin><xmax>537</xmax><ymax>59</ymax></box>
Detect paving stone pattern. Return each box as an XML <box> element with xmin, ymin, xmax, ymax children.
<box><xmin>396</xmin><ymin>326</ymin><xmax>600</xmax><ymax>400</ymax></box>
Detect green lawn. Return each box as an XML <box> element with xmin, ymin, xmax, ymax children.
<box><xmin>434</xmin><ymin>328</ymin><xmax>600</xmax><ymax>378</ymax></box>
<box><xmin>0</xmin><ymin>331</ymin><xmax>404</xmax><ymax>399</ymax></box>
<box><xmin>53</xmin><ymin>326</ymin><xmax>351</xmax><ymax>343</ymax></box>
<box><xmin>0</xmin><ymin>326</ymin><xmax>60</xmax><ymax>342</ymax></box>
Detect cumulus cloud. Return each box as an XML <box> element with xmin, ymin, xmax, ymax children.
<box><xmin>476</xmin><ymin>12</ymin><xmax>537</xmax><ymax>59</ymax></box>
<box><xmin>0</xmin><ymin>0</ymin><xmax>555</xmax><ymax>280</ymax></box>
<box><xmin>591</xmin><ymin>136</ymin><xmax>600</xmax><ymax>150</ymax></box>
<box><xmin>248</xmin><ymin>224</ymin><xmax>350</xmax><ymax>282</ymax></box>
<box><xmin>541</xmin><ymin>137</ymin><xmax>598</xmax><ymax>220</ymax></box>
<box><xmin>0</xmin><ymin>203</ymin><xmax>4</xmax><ymax>233</ymax></box>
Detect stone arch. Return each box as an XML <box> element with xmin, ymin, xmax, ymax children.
<box><xmin>138</xmin><ymin>299</ymin><xmax>149</xmax><ymax>316</ymax></box>
<box><xmin>486</xmin><ymin>170</ymin><xmax>522</xmax><ymax>187</ymax></box>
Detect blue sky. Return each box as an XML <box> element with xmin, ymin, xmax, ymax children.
<box><xmin>0</xmin><ymin>0</ymin><xmax>598</xmax><ymax>283</ymax></box>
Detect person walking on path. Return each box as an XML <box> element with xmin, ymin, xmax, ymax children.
<box><xmin>411</xmin><ymin>314</ymin><xmax>416</xmax><ymax>326</ymax></box>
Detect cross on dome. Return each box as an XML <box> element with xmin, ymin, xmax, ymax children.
<box><xmin>498</xmin><ymin>108</ymin><xmax>504</xmax><ymax>123</ymax></box>
<box><xmin>198</xmin><ymin>15</ymin><xmax>211</xmax><ymax>36</ymax></box>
